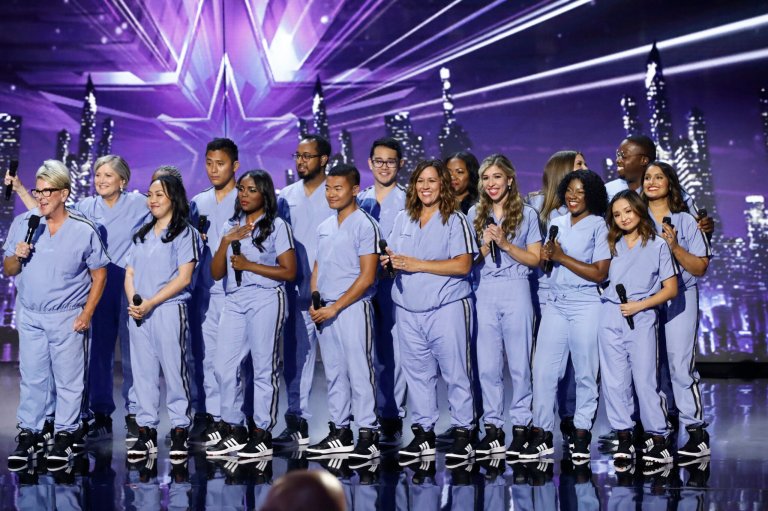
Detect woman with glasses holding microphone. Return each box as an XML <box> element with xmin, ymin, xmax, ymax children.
<box><xmin>4</xmin><ymin>160</ymin><xmax>109</xmax><ymax>468</ymax></box>
<box><xmin>6</xmin><ymin>155</ymin><xmax>150</xmax><ymax>443</ymax></box>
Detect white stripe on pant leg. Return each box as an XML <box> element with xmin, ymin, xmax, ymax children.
<box><xmin>364</xmin><ymin>301</ymin><xmax>378</xmax><ymax>425</ymax></box>
<box><xmin>268</xmin><ymin>288</ymin><xmax>286</xmax><ymax>430</ymax></box>
<box><xmin>80</xmin><ymin>329</ymin><xmax>90</xmax><ymax>417</ymax></box>
<box><xmin>654</xmin><ymin>320</ymin><xmax>669</xmax><ymax>425</ymax></box>
<box><xmin>178</xmin><ymin>303</ymin><xmax>193</xmax><ymax>425</ymax></box>
<box><xmin>688</xmin><ymin>301</ymin><xmax>703</xmax><ymax>421</ymax></box>
<box><xmin>461</xmin><ymin>298</ymin><xmax>476</xmax><ymax>425</ymax></box>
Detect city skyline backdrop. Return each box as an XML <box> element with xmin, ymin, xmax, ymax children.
<box><xmin>0</xmin><ymin>0</ymin><xmax>766</xmax><ymax>362</ymax></box>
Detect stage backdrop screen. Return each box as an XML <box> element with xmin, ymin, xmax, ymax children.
<box><xmin>0</xmin><ymin>1</ymin><xmax>766</xmax><ymax>362</ymax></box>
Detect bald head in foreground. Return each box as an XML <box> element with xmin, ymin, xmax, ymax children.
<box><xmin>261</xmin><ymin>470</ymin><xmax>346</xmax><ymax>511</ymax></box>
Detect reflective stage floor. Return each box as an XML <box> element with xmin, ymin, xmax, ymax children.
<box><xmin>0</xmin><ymin>363</ymin><xmax>765</xmax><ymax>510</ymax></box>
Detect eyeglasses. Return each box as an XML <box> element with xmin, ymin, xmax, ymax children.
<box><xmin>371</xmin><ymin>158</ymin><xmax>399</xmax><ymax>169</ymax></box>
<box><xmin>31</xmin><ymin>188</ymin><xmax>62</xmax><ymax>198</ymax></box>
<box><xmin>616</xmin><ymin>150</ymin><xmax>648</xmax><ymax>160</ymax></box>
<box><xmin>291</xmin><ymin>152</ymin><xmax>321</xmax><ymax>161</ymax></box>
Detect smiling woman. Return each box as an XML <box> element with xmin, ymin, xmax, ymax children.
<box><xmin>3</xmin><ymin>159</ymin><xmax>109</xmax><ymax>468</ymax></box>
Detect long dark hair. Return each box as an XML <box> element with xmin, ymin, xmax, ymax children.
<box><xmin>446</xmin><ymin>151</ymin><xmax>479</xmax><ymax>210</ymax></box>
<box><xmin>405</xmin><ymin>159</ymin><xmax>457</xmax><ymax>224</ymax></box>
<box><xmin>642</xmin><ymin>161</ymin><xmax>689</xmax><ymax>213</ymax></box>
<box><xmin>606</xmin><ymin>189</ymin><xmax>657</xmax><ymax>256</ymax></box>
<box><xmin>231</xmin><ymin>170</ymin><xmax>278</xmax><ymax>252</ymax></box>
<box><xmin>133</xmin><ymin>175</ymin><xmax>190</xmax><ymax>243</ymax></box>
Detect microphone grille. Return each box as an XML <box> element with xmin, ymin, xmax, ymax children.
<box><xmin>28</xmin><ymin>215</ymin><xmax>41</xmax><ymax>229</ymax></box>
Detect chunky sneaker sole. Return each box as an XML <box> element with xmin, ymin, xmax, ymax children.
<box><xmin>127</xmin><ymin>442</ymin><xmax>158</xmax><ymax>457</ymax></box>
<box><xmin>476</xmin><ymin>439</ymin><xmax>506</xmax><ymax>456</ymax></box>
<box><xmin>613</xmin><ymin>446</ymin><xmax>635</xmax><ymax>460</ymax></box>
<box><xmin>398</xmin><ymin>440</ymin><xmax>435</xmax><ymax>457</ymax></box>
<box><xmin>349</xmin><ymin>444</ymin><xmax>380</xmax><ymax>460</ymax></box>
<box><xmin>678</xmin><ymin>441</ymin><xmax>711</xmax><ymax>458</ymax></box>
<box><xmin>46</xmin><ymin>448</ymin><xmax>73</xmax><ymax>463</ymax></box>
<box><xmin>239</xmin><ymin>443</ymin><xmax>273</xmax><ymax>458</ymax></box>
<box><xmin>273</xmin><ymin>432</ymin><xmax>309</xmax><ymax>446</ymax></box>
<box><xmin>445</xmin><ymin>444</ymin><xmax>475</xmax><ymax>459</ymax></box>
<box><xmin>207</xmin><ymin>438</ymin><xmax>247</xmax><ymax>457</ymax></box>
<box><xmin>307</xmin><ymin>441</ymin><xmax>354</xmax><ymax>455</ymax></box>
<box><xmin>643</xmin><ymin>448</ymin><xmax>673</xmax><ymax>464</ymax></box>
<box><xmin>518</xmin><ymin>444</ymin><xmax>554</xmax><ymax>459</ymax></box>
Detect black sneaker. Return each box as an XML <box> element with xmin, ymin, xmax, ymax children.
<box><xmin>678</xmin><ymin>425</ymin><xmax>710</xmax><ymax>458</ymax></box>
<box><xmin>239</xmin><ymin>427</ymin><xmax>273</xmax><ymax>458</ymax></box>
<box><xmin>36</xmin><ymin>420</ymin><xmax>54</xmax><ymax>453</ymax></box>
<box><xmin>398</xmin><ymin>425</ymin><xmax>435</xmax><ymax>458</ymax></box>
<box><xmin>71</xmin><ymin>423</ymin><xmax>87</xmax><ymax>452</ymax></box>
<box><xmin>207</xmin><ymin>424</ymin><xmax>247</xmax><ymax>457</ymax></box>
<box><xmin>202</xmin><ymin>420</ymin><xmax>228</xmax><ymax>447</ymax></box>
<box><xmin>476</xmin><ymin>424</ymin><xmax>506</xmax><ymax>456</ymax></box>
<box><xmin>598</xmin><ymin>429</ymin><xmax>619</xmax><ymax>445</ymax></box>
<box><xmin>518</xmin><ymin>428</ymin><xmax>553</xmax><ymax>459</ymax></box>
<box><xmin>526</xmin><ymin>459</ymin><xmax>554</xmax><ymax>486</ymax></box>
<box><xmin>410</xmin><ymin>456</ymin><xmax>436</xmax><ymax>484</ymax></box>
<box><xmin>435</xmin><ymin>426</ymin><xmax>456</xmax><ymax>444</ymax></box>
<box><xmin>125</xmin><ymin>414</ymin><xmax>139</xmax><ymax>446</ymax></box>
<box><xmin>127</xmin><ymin>427</ymin><xmax>158</xmax><ymax>458</ymax></box>
<box><xmin>170</xmin><ymin>427</ymin><xmax>189</xmax><ymax>460</ymax></box>
<box><xmin>642</xmin><ymin>435</ymin><xmax>673</xmax><ymax>464</ymax></box>
<box><xmin>445</xmin><ymin>427</ymin><xmax>474</xmax><ymax>459</ymax></box>
<box><xmin>46</xmin><ymin>431</ymin><xmax>75</xmax><ymax>464</ymax></box>
<box><xmin>379</xmin><ymin>417</ymin><xmax>403</xmax><ymax>446</ymax></box>
<box><xmin>350</xmin><ymin>458</ymin><xmax>380</xmax><ymax>480</ymax></box>
<box><xmin>273</xmin><ymin>415</ymin><xmax>310</xmax><ymax>446</ymax></box>
<box><xmin>307</xmin><ymin>423</ymin><xmax>354</xmax><ymax>455</ymax></box>
<box><xmin>570</xmin><ymin>429</ymin><xmax>591</xmax><ymax>460</ymax></box>
<box><xmin>8</xmin><ymin>429</ymin><xmax>37</xmax><ymax>464</ymax></box>
<box><xmin>477</xmin><ymin>455</ymin><xmax>505</xmax><ymax>482</ymax></box>
<box><xmin>638</xmin><ymin>432</ymin><xmax>654</xmax><ymax>453</ymax></box>
<box><xmin>349</xmin><ymin>428</ymin><xmax>380</xmax><ymax>460</ymax></box>
<box><xmin>680</xmin><ymin>456</ymin><xmax>710</xmax><ymax>487</ymax></box>
<box><xmin>506</xmin><ymin>425</ymin><xmax>530</xmax><ymax>457</ymax></box>
<box><xmin>559</xmin><ymin>416</ymin><xmax>575</xmax><ymax>444</ymax></box>
<box><xmin>87</xmin><ymin>413</ymin><xmax>112</xmax><ymax>441</ymax></box>
<box><xmin>614</xmin><ymin>429</ymin><xmax>635</xmax><ymax>460</ymax></box>
<box><xmin>170</xmin><ymin>459</ymin><xmax>189</xmax><ymax>483</ymax></box>
<box><xmin>189</xmin><ymin>413</ymin><xmax>212</xmax><ymax>443</ymax></box>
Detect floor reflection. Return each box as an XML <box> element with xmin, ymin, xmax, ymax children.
<box><xmin>0</xmin><ymin>377</ymin><xmax>766</xmax><ymax>510</ymax></box>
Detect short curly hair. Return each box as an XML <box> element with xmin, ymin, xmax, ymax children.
<box><xmin>557</xmin><ymin>169</ymin><xmax>608</xmax><ymax>217</ymax></box>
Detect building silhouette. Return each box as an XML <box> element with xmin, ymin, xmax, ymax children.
<box><xmin>437</xmin><ymin>67</ymin><xmax>472</xmax><ymax>158</ymax></box>
<box><xmin>338</xmin><ymin>129</ymin><xmax>354</xmax><ymax>166</ymax></box>
<box><xmin>760</xmin><ymin>87</ymin><xmax>768</xmax><ymax>155</ymax></box>
<box><xmin>645</xmin><ymin>42</ymin><xmax>674</xmax><ymax>160</ymax></box>
<box><xmin>620</xmin><ymin>94</ymin><xmax>642</xmax><ymax>138</ymax></box>
<box><xmin>55</xmin><ymin>129</ymin><xmax>71</xmax><ymax>162</ymax></box>
<box><xmin>97</xmin><ymin>117</ymin><xmax>115</xmax><ymax>158</ymax></box>
<box><xmin>0</xmin><ymin>113</ymin><xmax>21</xmax><ymax>326</ymax></box>
<box><xmin>385</xmin><ymin>112</ymin><xmax>426</xmax><ymax>186</ymax></box>
<box><xmin>311</xmin><ymin>76</ymin><xmax>330</xmax><ymax>142</ymax></box>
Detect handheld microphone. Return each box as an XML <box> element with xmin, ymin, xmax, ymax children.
<box><xmin>231</xmin><ymin>240</ymin><xmax>242</xmax><ymax>286</ymax></box>
<box><xmin>311</xmin><ymin>291</ymin><xmax>324</xmax><ymax>333</ymax></box>
<box><xmin>543</xmin><ymin>225</ymin><xmax>559</xmax><ymax>273</ymax></box>
<box><xmin>24</xmin><ymin>215</ymin><xmax>41</xmax><ymax>245</ymax></box>
<box><xmin>698</xmin><ymin>208</ymin><xmax>708</xmax><ymax>219</ymax></box>
<box><xmin>615</xmin><ymin>284</ymin><xmax>634</xmax><ymax>330</ymax></box>
<box><xmin>379</xmin><ymin>239</ymin><xmax>395</xmax><ymax>277</ymax></box>
<box><xmin>662</xmin><ymin>216</ymin><xmax>673</xmax><ymax>228</ymax></box>
<box><xmin>132</xmin><ymin>294</ymin><xmax>143</xmax><ymax>327</ymax></box>
<box><xmin>198</xmin><ymin>215</ymin><xmax>208</xmax><ymax>233</ymax></box>
<box><xmin>4</xmin><ymin>160</ymin><xmax>18</xmax><ymax>201</ymax></box>
<box><xmin>485</xmin><ymin>217</ymin><xmax>498</xmax><ymax>264</ymax></box>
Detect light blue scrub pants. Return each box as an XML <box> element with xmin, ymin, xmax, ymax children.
<box><xmin>17</xmin><ymin>307</ymin><xmax>87</xmax><ymax>434</ymax></box>
<box><xmin>476</xmin><ymin>278</ymin><xmax>534</xmax><ymax>428</ymax></box>
<box><xmin>397</xmin><ymin>298</ymin><xmax>475</xmax><ymax>431</ymax></box>
<box><xmin>532</xmin><ymin>290</ymin><xmax>601</xmax><ymax>432</ymax></box>
<box><xmin>215</xmin><ymin>287</ymin><xmax>286</xmax><ymax>429</ymax></box>
<box><xmin>598</xmin><ymin>303</ymin><xmax>668</xmax><ymax>434</ymax></box>
<box><xmin>129</xmin><ymin>302</ymin><xmax>192</xmax><ymax>429</ymax></box>
<box><xmin>316</xmin><ymin>299</ymin><xmax>378</xmax><ymax>429</ymax></box>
